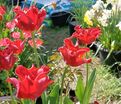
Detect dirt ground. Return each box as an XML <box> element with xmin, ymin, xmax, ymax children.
<box><xmin>42</xmin><ymin>26</ymin><xmax>70</xmax><ymax>54</ymax></box>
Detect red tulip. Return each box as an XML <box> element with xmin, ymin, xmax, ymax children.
<box><xmin>23</xmin><ymin>32</ymin><xmax>32</xmax><ymax>39</ymax></box>
<box><xmin>23</xmin><ymin>31</ymin><xmax>42</xmax><ymax>39</ymax></box>
<box><xmin>0</xmin><ymin>38</ymin><xmax>24</xmax><ymax>70</ymax></box>
<box><xmin>0</xmin><ymin>5</ymin><xmax>6</xmax><ymax>21</ymax></box>
<box><xmin>0</xmin><ymin>6</ymin><xmax>6</xmax><ymax>15</ymax></box>
<box><xmin>58</xmin><ymin>38</ymin><xmax>91</xmax><ymax>66</ymax></box>
<box><xmin>72</xmin><ymin>25</ymin><xmax>101</xmax><ymax>45</ymax></box>
<box><xmin>11</xmin><ymin>39</ymin><xmax>24</xmax><ymax>54</ymax></box>
<box><xmin>11</xmin><ymin>32</ymin><xmax>20</xmax><ymax>39</ymax></box>
<box><xmin>0</xmin><ymin>48</ymin><xmax>17</xmax><ymax>71</ymax></box>
<box><xmin>6</xmin><ymin>20</ymin><xmax>16</xmax><ymax>31</ymax></box>
<box><xmin>13</xmin><ymin>6</ymin><xmax>46</xmax><ymax>32</ymax></box>
<box><xmin>7</xmin><ymin>65</ymin><xmax>53</xmax><ymax>100</ymax></box>
<box><xmin>28</xmin><ymin>39</ymin><xmax>43</xmax><ymax>48</ymax></box>
<box><xmin>0</xmin><ymin>38</ymin><xmax>24</xmax><ymax>55</ymax></box>
<box><xmin>0</xmin><ymin>38</ymin><xmax>12</xmax><ymax>47</ymax></box>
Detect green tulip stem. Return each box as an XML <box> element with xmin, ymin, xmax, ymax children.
<box><xmin>60</xmin><ymin>66</ymin><xmax>68</xmax><ymax>104</ymax></box>
<box><xmin>31</xmin><ymin>100</ymin><xmax>35</xmax><ymax>104</ymax></box>
<box><xmin>32</xmin><ymin>33</ymin><xmax>40</xmax><ymax>68</ymax></box>
<box><xmin>5</xmin><ymin>70</ymin><xmax>17</xmax><ymax>104</ymax></box>
<box><xmin>21</xmin><ymin>99</ymin><xmax>24</xmax><ymax>104</ymax></box>
<box><xmin>82</xmin><ymin>52</ymin><xmax>90</xmax><ymax>104</ymax></box>
<box><xmin>12</xmin><ymin>0</ymin><xmax>14</xmax><ymax>7</ymax></box>
<box><xmin>30</xmin><ymin>0</ymin><xmax>36</xmax><ymax>6</ymax></box>
<box><xmin>86</xmin><ymin>63</ymin><xmax>89</xmax><ymax>86</ymax></box>
<box><xmin>17</xmin><ymin>0</ymin><xmax>19</xmax><ymax>6</ymax></box>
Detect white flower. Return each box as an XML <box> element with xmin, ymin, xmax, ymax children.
<box><xmin>97</xmin><ymin>9</ymin><xmax>112</xmax><ymax>26</ymax></box>
<box><xmin>116</xmin><ymin>21</ymin><xmax>121</xmax><ymax>30</ymax></box>
<box><xmin>92</xmin><ymin>0</ymin><xmax>105</xmax><ymax>12</ymax></box>
<box><xmin>85</xmin><ymin>9</ymin><xmax>95</xmax><ymax>19</ymax></box>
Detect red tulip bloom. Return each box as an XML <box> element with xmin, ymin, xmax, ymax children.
<box><xmin>0</xmin><ymin>38</ymin><xmax>24</xmax><ymax>70</ymax></box>
<box><xmin>0</xmin><ymin>48</ymin><xmax>17</xmax><ymax>71</ymax></box>
<box><xmin>7</xmin><ymin>65</ymin><xmax>53</xmax><ymax>100</ymax></box>
<box><xmin>0</xmin><ymin>38</ymin><xmax>24</xmax><ymax>55</ymax></box>
<box><xmin>6</xmin><ymin>20</ymin><xmax>16</xmax><ymax>31</ymax></box>
<box><xmin>0</xmin><ymin>5</ymin><xmax>6</xmax><ymax>21</ymax></box>
<box><xmin>11</xmin><ymin>39</ymin><xmax>24</xmax><ymax>54</ymax></box>
<box><xmin>0</xmin><ymin>38</ymin><xmax>12</xmax><ymax>47</ymax></box>
<box><xmin>72</xmin><ymin>25</ymin><xmax>101</xmax><ymax>45</ymax></box>
<box><xmin>11</xmin><ymin>32</ymin><xmax>20</xmax><ymax>39</ymax></box>
<box><xmin>28</xmin><ymin>39</ymin><xmax>43</xmax><ymax>48</ymax></box>
<box><xmin>14</xmin><ymin>6</ymin><xmax>46</xmax><ymax>32</ymax></box>
<box><xmin>23</xmin><ymin>32</ymin><xmax>32</xmax><ymax>39</ymax></box>
<box><xmin>0</xmin><ymin>6</ymin><xmax>6</xmax><ymax>15</ymax></box>
<box><xmin>23</xmin><ymin>31</ymin><xmax>42</xmax><ymax>39</ymax></box>
<box><xmin>58</xmin><ymin>38</ymin><xmax>91</xmax><ymax>67</ymax></box>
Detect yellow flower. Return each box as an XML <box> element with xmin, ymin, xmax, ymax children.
<box><xmin>51</xmin><ymin>2</ymin><xmax>56</xmax><ymax>9</ymax></box>
<box><xmin>84</xmin><ymin>14</ymin><xmax>93</xmax><ymax>26</ymax></box>
<box><xmin>49</xmin><ymin>52</ymin><xmax>59</xmax><ymax>61</ymax></box>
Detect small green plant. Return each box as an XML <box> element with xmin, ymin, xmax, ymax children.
<box><xmin>84</xmin><ymin>0</ymin><xmax>121</xmax><ymax>51</ymax></box>
<box><xmin>70</xmin><ymin>0</ymin><xmax>95</xmax><ymax>25</ymax></box>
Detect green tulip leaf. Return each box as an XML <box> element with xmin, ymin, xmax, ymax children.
<box><xmin>75</xmin><ymin>75</ymin><xmax>84</xmax><ymax>103</ymax></box>
<box><xmin>42</xmin><ymin>92</ymin><xmax>48</xmax><ymax>104</ymax></box>
<box><xmin>48</xmin><ymin>84</ymin><xmax>59</xmax><ymax>104</ymax></box>
<box><xmin>63</xmin><ymin>96</ymin><xmax>73</xmax><ymax>104</ymax></box>
<box><xmin>83</xmin><ymin>69</ymin><xmax>96</xmax><ymax>104</ymax></box>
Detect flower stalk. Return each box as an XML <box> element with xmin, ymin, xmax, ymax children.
<box><xmin>32</xmin><ymin>33</ymin><xmax>40</xmax><ymax>68</ymax></box>
<box><xmin>5</xmin><ymin>70</ymin><xmax>17</xmax><ymax>104</ymax></box>
<box><xmin>60</xmin><ymin>66</ymin><xmax>68</xmax><ymax>104</ymax></box>
<box><xmin>86</xmin><ymin>63</ymin><xmax>89</xmax><ymax>86</ymax></box>
<box><xmin>17</xmin><ymin>0</ymin><xmax>19</xmax><ymax>6</ymax></box>
<box><xmin>31</xmin><ymin>100</ymin><xmax>35</xmax><ymax>104</ymax></box>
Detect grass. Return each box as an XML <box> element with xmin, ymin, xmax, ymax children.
<box><xmin>93</xmin><ymin>65</ymin><xmax>121</xmax><ymax>103</ymax></box>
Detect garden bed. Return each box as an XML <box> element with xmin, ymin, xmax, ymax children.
<box><xmin>0</xmin><ymin>26</ymin><xmax>121</xmax><ymax>104</ymax></box>
<box><xmin>0</xmin><ymin>1</ymin><xmax>121</xmax><ymax>103</ymax></box>
<box><xmin>42</xmin><ymin>27</ymin><xmax>121</xmax><ymax>103</ymax></box>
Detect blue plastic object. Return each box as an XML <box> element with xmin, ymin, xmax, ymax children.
<box><xmin>20</xmin><ymin>0</ymin><xmax>72</xmax><ymax>15</ymax></box>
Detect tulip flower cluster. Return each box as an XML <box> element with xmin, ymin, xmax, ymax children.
<box><xmin>58</xmin><ymin>25</ymin><xmax>101</xmax><ymax>104</ymax></box>
<box><xmin>0</xmin><ymin>5</ymin><xmax>53</xmax><ymax>104</ymax></box>
<box><xmin>0</xmin><ymin>4</ymin><xmax>101</xmax><ymax>104</ymax></box>
<box><xmin>0</xmin><ymin>5</ymin><xmax>6</xmax><ymax>21</ymax></box>
<box><xmin>59</xmin><ymin>25</ymin><xmax>101</xmax><ymax>67</ymax></box>
<box><xmin>0</xmin><ymin>38</ymin><xmax>24</xmax><ymax>70</ymax></box>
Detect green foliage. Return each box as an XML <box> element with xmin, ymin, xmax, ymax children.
<box><xmin>63</xmin><ymin>96</ymin><xmax>73</xmax><ymax>104</ymax></box>
<box><xmin>0</xmin><ymin>8</ymin><xmax>14</xmax><ymax>39</ymax></box>
<box><xmin>41</xmin><ymin>84</ymin><xmax>60</xmax><ymax>104</ymax></box>
<box><xmin>41</xmin><ymin>92</ymin><xmax>48</xmax><ymax>104</ymax></box>
<box><xmin>71</xmin><ymin>0</ymin><xmax>94</xmax><ymax>25</ymax></box>
<box><xmin>48</xmin><ymin>84</ymin><xmax>59</xmax><ymax>104</ymax></box>
<box><xmin>0</xmin><ymin>71</ymin><xmax>9</xmax><ymax>96</ymax></box>
<box><xmin>75</xmin><ymin>69</ymin><xmax>96</xmax><ymax>104</ymax></box>
<box><xmin>18</xmin><ymin>44</ymin><xmax>50</xmax><ymax>67</ymax></box>
<box><xmin>83</xmin><ymin>69</ymin><xmax>96</xmax><ymax>104</ymax></box>
<box><xmin>99</xmin><ymin>10</ymin><xmax>121</xmax><ymax>51</ymax></box>
<box><xmin>75</xmin><ymin>76</ymin><xmax>84</xmax><ymax>103</ymax></box>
